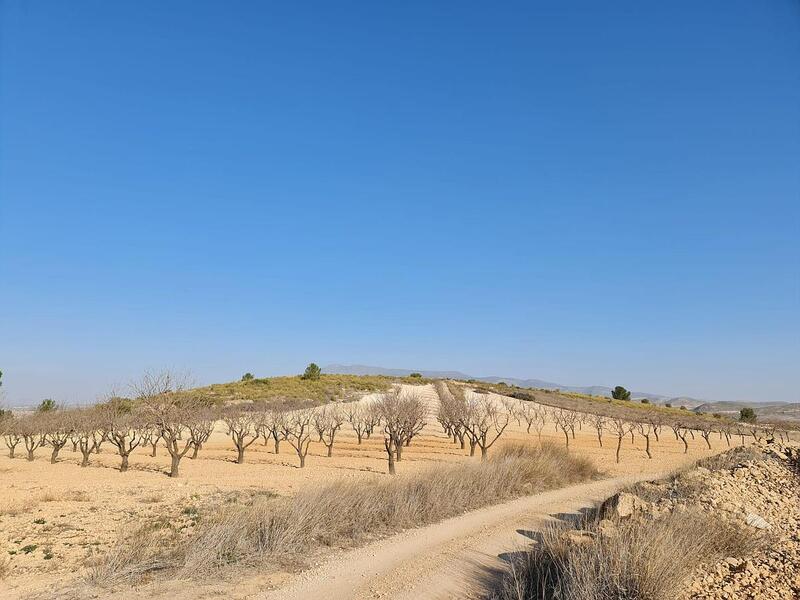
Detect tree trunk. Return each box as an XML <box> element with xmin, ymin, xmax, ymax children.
<box><xmin>298</xmin><ymin>453</ymin><xmax>306</xmax><ymax>468</ymax></box>
<box><xmin>469</xmin><ymin>440</ymin><xmax>476</xmax><ymax>456</ymax></box>
<box><xmin>387</xmin><ymin>449</ymin><xmax>395</xmax><ymax>475</ymax></box>
<box><xmin>151</xmin><ymin>443</ymin><xmax>158</xmax><ymax>457</ymax></box>
<box><xmin>72</xmin><ymin>441</ymin><xmax>78</xmax><ymax>452</ymax></box>
<box><xmin>120</xmin><ymin>454</ymin><xmax>129</xmax><ymax>471</ymax></box>
<box><xmin>236</xmin><ymin>447</ymin><xmax>245</xmax><ymax>464</ymax></box>
<box><xmin>703</xmin><ymin>435</ymin><xmax>711</xmax><ymax>450</ymax></box>
<box><xmin>563</xmin><ymin>430</ymin><xmax>570</xmax><ymax>448</ymax></box>
<box><xmin>615</xmin><ymin>436</ymin><xmax>622</xmax><ymax>463</ymax></box>
<box><xmin>169</xmin><ymin>454</ymin><xmax>181</xmax><ymax>478</ymax></box>
<box><xmin>8</xmin><ymin>447</ymin><xmax>15</xmax><ymax>459</ymax></box>
<box><xmin>327</xmin><ymin>445</ymin><xmax>333</xmax><ymax>457</ymax></box>
<box><xmin>273</xmin><ymin>437</ymin><xmax>280</xmax><ymax>454</ymax></box>
<box><xmin>681</xmin><ymin>436</ymin><xmax>688</xmax><ymax>454</ymax></box>
<box><xmin>480</xmin><ymin>446</ymin><xmax>488</xmax><ymax>461</ymax></box>
<box><xmin>27</xmin><ymin>449</ymin><xmax>35</xmax><ymax>461</ymax></box>
<box><xmin>50</xmin><ymin>447</ymin><xmax>60</xmax><ymax>464</ymax></box>
<box><xmin>191</xmin><ymin>444</ymin><xmax>199</xmax><ymax>459</ymax></box>
<box><xmin>81</xmin><ymin>451</ymin><xmax>90</xmax><ymax>467</ymax></box>
<box><xmin>597</xmin><ymin>432</ymin><xmax>603</xmax><ymax>448</ymax></box>
<box><xmin>644</xmin><ymin>436</ymin><xmax>652</xmax><ymax>459</ymax></box>
<box><xmin>395</xmin><ymin>443</ymin><xmax>403</xmax><ymax>462</ymax></box>
<box><xmin>356</xmin><ymin>432</ymin><xmax>362</xmax><ymax>445</ymax></box>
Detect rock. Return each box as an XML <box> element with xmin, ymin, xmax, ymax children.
<box><xmin>601</xmin><ymin>492</ymin><xmax>648</xmax><ymax>519</ymax></box>
<box><xmin>745</xmin><ymin>513</ymin><xmax>772</xmax><ymax>530</ymax></box>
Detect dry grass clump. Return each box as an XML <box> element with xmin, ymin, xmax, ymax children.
<box><xmin>490</xmin><ymin>509</ymin><xmax>759</xmax><ymax>600</ymax></box>
<box><xmin>91</xmin><ymin>442</ymin><xmax>596</xmax><ymax>585</ymax></box>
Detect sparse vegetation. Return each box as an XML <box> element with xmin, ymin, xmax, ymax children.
<box><xmin>488</xmin><ymin>509</ymin><xmax>757</xmax><ymax>600</ymax></box>
<box><xmin>89</xmin><ymin>443</ymin><xmax>596</xmax><ymax>584</ymax></box>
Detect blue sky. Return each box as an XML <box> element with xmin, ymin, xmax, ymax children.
<box><xmin>1</xmin><ymin>1</ymin><xmax>798</xmax><ymax>405</ymax></box>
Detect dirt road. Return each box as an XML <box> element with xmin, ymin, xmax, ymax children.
<box><xmin>259</xmin><ymin>470</ymin><xmax>670</xmax><ymax>600</ymax></box>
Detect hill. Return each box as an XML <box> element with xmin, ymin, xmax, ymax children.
<box><xmin>693</xmin><ymin>401</ymin><xmax>800</xmax><ymax>422</ymax></box>
<box><xmin>324</xmin><ymin>364</ymin><xmax>708</xmax><ymax>408</ymax></box>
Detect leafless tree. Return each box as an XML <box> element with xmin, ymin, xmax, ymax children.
<box><xmin>363</xmin><ymin>403</ymin><xmax>381</xmax><ymax>440</ymax></box>
<box><xmin>187</xmin><ymin>409</ymin><xmax>216</xmax><ymax>459</ymax></box>
<box><xmin>346</xmin><ymin>404</ymin><xmax>369</xmax><ymax>445</ymax></box>
<box><xmin>282</xmin><ymin>408</ymin><xmax>314</xmax><ymax>468</ymax></box>
<box><xmin>74</xmin><ymin>409</ymin><xmax>101</xmax><ymax>467</ymax></box>
<box><xmin>2</xmin><ymin>417</ymin><xmax>21</xmax><ymax>458</ymax></box>
<box><xmin>517</xmin><ymin>402</ymin><xmax>539</xmax><ymax>434</ymax></box>
<box><xmin>671</xmin><ymin>423</ymin><xmax>690</xmax><ymax>454</ymax></box>
<box><xmin>260</xmin><ymin>407</ymin><xmax>288</xmax><ymax>454</ymax></box>
<box><xmin>223</xmin><ymin>406</ymin><xmax>260</xmax><ymax>464</ymax></box>
<box><xmin>104</xmin><ymin>407</ymin><xmax>143</xmax><ymax>472</ymax></box>
<box><xmin>553</xmin><ymin>409</ymin><xmax>578</xmax><ymax>448</ymax></box>
<box><xmin>589</xmin><ymin>414</ymin><xmax>606</xmax><ymax>448</ymax></box>
<box><xmin>637</xmin><ymin>422</ymin><xmax>654</xmax><ymax>459</ymax></box>
<box><xmin>460</xmin><ymin>393</ymin><xmax>510</xmax><ymax>461</ymax></box>
<box><xmin>140</xmin><ymin>424</ymin><xmax>162</xmax><ymax>457</ymax></box>
<box><xmin>44</xmin><ymin>410</ymin><xmax>73</xmax><ymax>463</ymax></box>
<box><xmin>376</xmin><ymin>389</ymin><xmax>427</xmax><ymax>474</ymax></box>
<box><xmin>697</xmin><ymin>423</ymin><xmax>714</xmax><ymax>450</ymax></box>
<box><xmin>315</xmin><ymin>405</ymin><xmax>345</xmax><ymax>457</ymax></box>
<box><xmin>610</xmin><ymin>418</ymin><xmax>632</xmax><ymax>463</ymax></box>
<box><xmin>18</xmin><ymin>415</ymin><xmax>46</xmax><ymax>461</ymax></box>
<box><xmin>435</xmin><ymin>381</ymin><xmax>466</xmax><ymax>449</ymax></box>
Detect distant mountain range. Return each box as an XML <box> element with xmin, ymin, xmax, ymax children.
<box><xmin>322</xmin><ymin>364</ymin><xmax>789</xmax><ymax>412</ymax></box>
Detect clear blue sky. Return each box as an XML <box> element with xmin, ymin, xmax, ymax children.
<box><xmin>1</xmin><ymin>1</ymin><xmax>798</xmax><ymax>405</ymax></box>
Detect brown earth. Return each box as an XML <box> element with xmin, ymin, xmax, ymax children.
<box><xmin>0</xmin><ymin>384</ymin><xmax>728</xmax><ymax>599</ymax></box>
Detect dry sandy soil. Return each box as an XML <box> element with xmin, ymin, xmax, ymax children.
<box><xmin>0</xmin><ymin>384</ymin><xmax>724</xmax><ymax>599</ymax></box>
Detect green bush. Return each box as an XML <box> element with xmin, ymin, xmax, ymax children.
<box><xmin>241</xmin><ymin>373</ymin><xmax>254</xmax><ymax>382</ymax></box>
<box><xmin>37</xmin><ymin>399</ymin><xmax>56</xmax><ymax>412</ymax></box>
<box><xmin>409</xmin><ymin>372</ymin><xmax>422</xmax><ymax>378</ymax></box>
<box><xmin>301</xmin><ymin>363</ymin><xmax>322</xmax><ymax>380</ymax></box>
<box><xmin>611</xmin><ymin>386</ymin><xmax>631</xmax><ymax>401</ymax></box>
<box><xmin>739</xmin><ymin>407</ymin><xmax>757</xmax><ymax>424</ymax></box>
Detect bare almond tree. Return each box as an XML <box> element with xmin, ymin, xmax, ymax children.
<box><xmin>610</xmin><ymin>418</ymin><xmax>632</xmax><ymax>463</ymax></box>
<box><xmin>282</xmin><ymin>408</ymin><xmax>314</xmax><ymax>468</ymax></box>
<box><xmin>435</xmin><ymin>381</ymin><xmax>466</xmax><ymax>449</ymax></box>
<box><xmin>261</xmin><ymin>407</ymin><xmax>288</xmax><ymax>454</ymax></box>
<box><xmin>376</xmin><ymin>389</ymin><xmax>427</xmax><ymax>474</ymax></box>
<box><xmin>346</xmin><ymin>404</ymin><xmax>369</xmax><ymax>445</ymax></box>
<box><xmin>315</xmin><ymin>405</ymin><xmax>345</xmax><ymax>457</ymax></box>
<box><xmin>141</xmin><ymin>424</ymin><xmax>162</xmax><ymax>457</ymax></box>
<box><xmin>223</xmin><ymin>406</ymin><xmax>260</xmax><ymax>464</ymax></box>
<box><xmin>187</xmin><ymin>409</ymin><xmax>216</xmax><ymax>459</ymax></box>
<box><xmin>637</xmin><ymin>422</ymin><xmax>654</xmax><ymax>459</ymax></box>
<box><xmin>363</xmin><ymin>404</ymin><xmax>382</xmax><ymax>440</ymax></box>
<box><xmin>460</xmin><ymin>393</ymin><xmax>509</xmax><ymax>461</ymax></box>
<box><xmin>589</xmin><ymin>414</ymin><xmax>606</xmax><ymax>448</ymax></box>
<box><xmin>104</xmin><ymin>407</ymin><xmax>143</xmax><ymax>472</ymax></box>
<box><xmin>553</xmin><ymin>409</ymin><xmax>577</xmax><ymax>448</ymax></box>
<box><xmin>2</xmin><ymin>417</ymin><xmax>21</xmax><ymax>458</ymax></box>
<box><xmin>44</xmin><ymin>410</ymin><xmax>72</xmax><ymax>463</ymax></box>
<box><xmin>74</xmin><ymin>409</ymin><xmax>100</xmax><ymax>467</ymax></box>
<box><xmin>697</xmin><ymin>423</ymin><xmax>714</xmax><ymax>450</ymax></box>
<box><xmin>18</xmin><ymin>415</ymin><xmax>45</xmax><ymax>461</ymax></box>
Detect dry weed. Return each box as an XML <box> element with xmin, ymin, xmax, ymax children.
<box><xmin>490</xmin><ymin>509</ymin><xmax>759</xmax><ymax>600</ymax></box>
<box><xmin>91</xmin><ymin>443</ymin><xmax>596</xmax><ymax>584</ymax></box>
